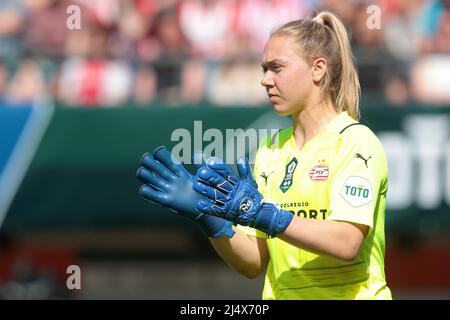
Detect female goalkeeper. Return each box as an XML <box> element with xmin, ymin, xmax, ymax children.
<box><xmin>138</xmin><ymin>11</ymin><xmax>391</xmax><ymax>300</ymax></box>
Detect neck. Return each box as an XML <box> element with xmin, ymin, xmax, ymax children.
<box><xmin>291</xmin><ymin>97</ymin><xmax>338</xmax><ymax>150</ymax></box>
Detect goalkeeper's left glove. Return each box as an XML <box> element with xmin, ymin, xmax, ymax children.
<box><xmin>137</xmin><ymin>146</ymin><xmax>235</xmax><ymax>238</ymax></box>
<box><xmin>193</xmin><ymin>156</ymin><xmax>293</xmax><ymax>237</ymax></box>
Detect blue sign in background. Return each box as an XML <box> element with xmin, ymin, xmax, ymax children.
<box><xmin>0</xmin><ymin>103</ymin><xmax>52</xmax><ymax>228</ymax></box>
<box><xmin>0</xmin><ymin>106</ymin><xmax>34</xmax><ymax>178</ymax></box>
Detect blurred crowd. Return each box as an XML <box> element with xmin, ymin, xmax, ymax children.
<box><xmin>0</xmin><ymin>0</ymin><xmax>449</xmax><ymax>109</ymax></box>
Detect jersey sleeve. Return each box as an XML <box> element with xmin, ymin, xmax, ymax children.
<box><xmin>327</xmin><ymin>126</ymin><xmax>388</xmax><ymax>229</ymax></box>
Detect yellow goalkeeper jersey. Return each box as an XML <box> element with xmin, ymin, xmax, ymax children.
<box><xmin>237</xmin><ymin>111</ymin><xmax>392</xmax><ymax>300</ymax></box>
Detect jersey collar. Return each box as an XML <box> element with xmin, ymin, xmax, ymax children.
<box><xmin>324</xmin><ymin>111</ymin><xmax>357</xmax><ymax>134</ymax></box>
<box><xmin>287</xmin><ymin>111</ymin><xmax>355</xmax><ymax>152</ymax></box>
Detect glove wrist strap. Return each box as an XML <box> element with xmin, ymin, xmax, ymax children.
<box><xmin>196</xmin><ymin>214</ymin><xmax>236</xmax><ymax>238</ymax></box>
<box><xmin>253</xmin><ymin>202</ymin><xmax>294</xmax><ymax>237</ymax></box>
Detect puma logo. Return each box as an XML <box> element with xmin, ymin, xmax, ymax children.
<box><xmin>355</xmin><ymin>153</ymin><xmax>372</xmax><ymax>168</ymax></box>
<box><xmin>260</xmin><ymin>171</ymin><xmax>274</xmax><ymax>186</ymax></box>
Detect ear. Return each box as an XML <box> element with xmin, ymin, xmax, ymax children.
<box><xmin>311</xmin><ymin>57</ymin><xmax>328</xmax><ymax>84</ymax></box>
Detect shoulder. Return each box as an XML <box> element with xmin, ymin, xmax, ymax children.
<box><xmin>338</xmin><ymin>122</ymin><xmax>385</xmax><ymax>156</ymax></box>
<box><xmin>327</xmin><ymin>112</ymin><xmax>384</xmax><ymax>153</ymax></box>
<box><xmin>335</xmin><ymin>121</ymin><xmax>388</xmax><ymax>178</ymax></box>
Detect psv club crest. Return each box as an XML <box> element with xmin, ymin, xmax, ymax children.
<box><xmin>309</xmin><ymin>164</ymin><xmax>329</xmax><ymax>182</ymax></box>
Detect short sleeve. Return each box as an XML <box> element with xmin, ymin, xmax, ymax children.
<box><xmin>327</xmin><ymin>127</ymin><xmax>388</xmax><ymax>229</ymax></box>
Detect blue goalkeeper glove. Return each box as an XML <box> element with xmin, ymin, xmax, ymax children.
<box><xmin>137</xmin><ymin>146</ymin><xmax>235</xmax><ymax>238</ymax></box>
<box><xmin>193</xmin><ymin>156</ymin><xmax>293</xmax><ymax>237</ymax></box>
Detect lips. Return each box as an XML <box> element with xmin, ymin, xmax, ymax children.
<box><xmin>268</xmin><ymin>94</ymin><xmax>279</xmax><ymax>101</ymax></box>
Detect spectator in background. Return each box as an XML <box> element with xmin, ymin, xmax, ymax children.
<box><xmin>205</xmin><ymin>0</ymin><xmax>309</xmax><ymax>106</ymax></box>
<box><xmin>410</xmin><ymin>0</ymin><xmax>450</xmax><ymax>105</ymax></box>
<box><xmin>74</xmin><ymin>0</ymin><xmax>120</xmax><ymax>29</ymax></box>
<box><xmin>236</xmin><ymin>0</ymin><xmax>310</xmax><ymax>58</ymax></box>
<box><xmin>417</xmin><ymin>0</ymin><xmax>447</xmax><ymax>52</ymax></box>
<box><xmin>0</xmin><ymin>0</ymin><xmax>27</xmax><ymax>66</ymax></box>
<box><xmin>206</xmin><ymin>59</ymin><xmax>268</xmax><ymax>106</ymax></box>
<box><xmin>179</xmin><ymin>59</ymin><xmax>207</xmax><ymax>104</ymax></box>
<box><xmin>383</xmin><ymin>0</ymin><xmax>426</xmax><ymax>62</ymax></box>
<box><xmin>4</xmin><ymin>58</ymin><xmax>48</xmax><ymax>107</ymax></box>
<box><xmin>58</xmin><ymin>26</ymin><xmax>133</xmax><ymax>107</ymax></box>
<box><xmin>151</xmin><ymin>6</ymin><xmax>192</xmax><ymax>105</ymax></box>
<box><xmin>411</xmin><ymin>55</ymin><xmax>450</xmax><ymax>105</ymax></box>
<box><xmin>178</xmin><ymin>0</ymin><xmax>238</xmax><ymax>60</ymax></box>
<box><xmin>420</xmin><ymin>0</ymin><xmax>450</xmax><ymax>54</ymax></box>
<box><xmin>24</xmin><ymin>0</ymin><xmax>84</xmax><ymax>60</ymax></box>
<box><xmin>351</xmin><ymin>1</ymin><xmax>383</xmax><ymax>49</ymax></box>
<box><xmin>57</xmin><ymin>58</ymin><xmax>133</xmax><ymax>107</ymax></box>
<box><xmin>316</xmin><ymin>0</ymin><xmax>358</xmax><ymax>28</ymax></box>
<box><xmin>0</xmin><ymin>62</ymin><xmax>9</xmax><ymax>104</ymax></box>
<box><xmin>132</xmin><ymin>65</ymin><xmax>157</xmax><ymax>106</ymax></box>
<box><xmin>383</xmin><ymin>71</ymin><xmax>411</xmax><ymax>107</ymax></box>
<box><xmin>108</xmin><ymin>2</ymin><xmax>155</xmax><ymax>62</ymax></box>
<box><xmin>351</xmin><ymin>1</ymin><xmax>395</xmax><ymax>93</ymax></box>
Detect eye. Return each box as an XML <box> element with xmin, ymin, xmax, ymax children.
<box><xmin>272</xmin><ymin>65</ymin><xmax>282</xmax><ymax>73</ymax></box>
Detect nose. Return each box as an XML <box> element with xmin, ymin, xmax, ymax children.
<box><xmin>261</xmin><ymin>72</ymin><xmax>274</xmax><ymax>88</ymax></box>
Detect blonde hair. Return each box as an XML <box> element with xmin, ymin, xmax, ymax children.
<box><xmin>272</xmin><ymin>11</ymin><xmax>361</xmax><ymax>120</ymax></box>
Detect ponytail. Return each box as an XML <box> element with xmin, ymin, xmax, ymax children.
<box><xmin>272</xmin><ymin>11</ymin><xmax>361</xmax><ymax>120</ymax></box>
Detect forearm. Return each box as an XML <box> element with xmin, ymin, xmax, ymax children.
<box><xmin>209</xmin><ymin>228</ymin><xmax>268</xmax><ymax>279</ymax></box>
<box><xmin>278</xmin><ymin>217</ymin><xmax>366</xmax><ymax>261</ymax></box>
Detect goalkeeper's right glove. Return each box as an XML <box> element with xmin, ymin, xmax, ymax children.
<box><xmin>137</xmin><ymin>146</ymin><xmax>235</xmax><ymax>238</ymax></box>
<box><xmin>193</xmin><ymin>156</ymin><xmax>293</xmax><ymax>237</ymax></box>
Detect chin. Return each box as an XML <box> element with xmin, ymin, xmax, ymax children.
<box><xmin>272</xmin><ymin>103</ymin><xmax>292</xmax><ymax>116</ymax></box>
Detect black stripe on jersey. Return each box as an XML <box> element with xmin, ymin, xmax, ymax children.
<box><xmin>339</xmin><ymin>123</ymin><xmax>365</xmax><ymax>134</ymax></box>
<box><xmin>270</xmin><ymin>129</ymin><xmax>283</xmax><ymax>147</ymax></box>
<box><xmin>279</xmin><ymin>277</ymin><xmax>369</xmax><ymax>291</ymax></box>
<box><xmin>300</xmin><ymin>261</ymin><xmax>365</xmax><ymax>271</ymax></box>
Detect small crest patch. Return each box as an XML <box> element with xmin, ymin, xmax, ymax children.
<box><xmin>309</xmin><ymin>164</ymin><xmax>329</xmax><ymax>182</ymax></box>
